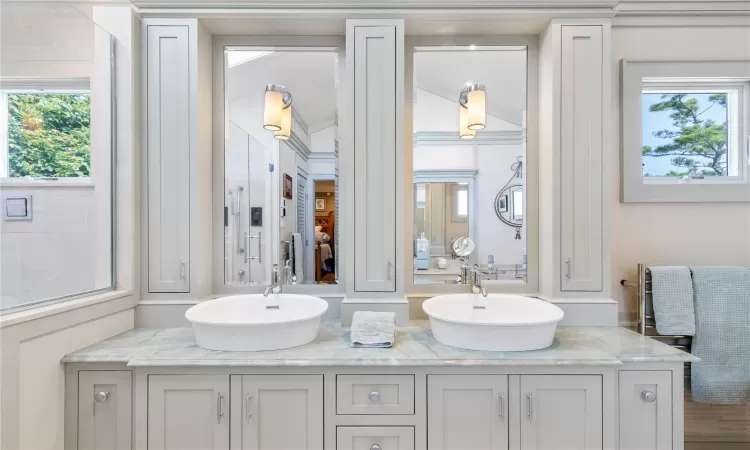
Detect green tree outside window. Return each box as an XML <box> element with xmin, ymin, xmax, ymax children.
<box><xmin>7</xmin><ymin>93</ymin><xmax>91</xmax><ymax>178</ymax></box>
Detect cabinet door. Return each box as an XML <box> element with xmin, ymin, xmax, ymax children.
<box><xmin>559</xmin><ymin>25</ymin><xmax>603</xmax><ymax>292</ymax></box>
<box><xmin>427</xmin><ymin>375</ymin><xmax>509</xmax><ymax>450</ymax></box>
<box><xmin>619</xmin><ymin>371</ymin><xmax>672</xmax><ymax>450</ymax></box>
<box><xmin>78</xmin><ymin>371</ymin><xmax>132</xmax><ymax>450</ymax></box>
<box><xmin>146</xmin><ymin>25</ymin><xmax>191</xmax><ymax>293</ymax></box>
<box><xmin>353</xmin><ymin>24</ymin><xmax>397</xmax><ymax>292</ymax></box>
<box><xmin>148</xmin><ymin>375</ymin><xmax>229</xmax><ymax>450</ymax></box>
<box><xmin>232</xmin><ymin>375</ymin><xmax>323</xmax><ymax>450</ymax></box>
<box><xmin>520</xmin><ymin>375</ymin><xmax>602</xmax><ymax>450</ymax></box>
<box><xmin>337</xmin><ymin>426</ymin><xmax>414</xmax><ymax>450</ymax></box>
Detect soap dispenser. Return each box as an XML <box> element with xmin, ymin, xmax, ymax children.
<box><xmin>415</xmin><ymin>232</ymin><xmax>430</xmax><ymax>270</ymax></box>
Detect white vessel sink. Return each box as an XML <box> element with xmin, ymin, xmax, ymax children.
<box><xmin>185</xmin><ymin>294</ymin><xmax>328</xmax><ymax>351</ymax></box>
<box><xmin>422</xmin><ymin>294</ymin><xmax>564</xmax><ymax>351</ymax></box>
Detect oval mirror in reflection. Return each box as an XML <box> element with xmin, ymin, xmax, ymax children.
<box><xmin>495</xmin><ymin>184</ymin><xmax>523</xmax><ymax>227</ymax></box>
<box><xmin>451</xmin><ymin>236</ymin><xmax>475</xmax><ymax>258</ymax></box>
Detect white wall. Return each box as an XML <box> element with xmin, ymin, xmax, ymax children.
<box><xmin>311</xmin><ymin>125</ymin><xmax>336</xmax><ymax>152</ymax></box>
<box><xmin>611</xmin><ymin>25</ymin><xmax>750</xmax><ymax>320</ymax></box>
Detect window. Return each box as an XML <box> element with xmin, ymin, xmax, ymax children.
<box><xmin>621</xmin><ymin>60</ymin><xmax>750</xmax><ymax>202</ymax></box>
<box><xmin>1</xmin><ymin>89</ymin><xmax>91</xmax><ymax>179</ymax></box>
<box><xmin>452</xmin><ymin>184</ymin><xmax>468</xmax><ymax>222</ymax></box>
<box><xmin>641</xmin><ymin>83</ymin><xmax>742</xmax><ymax>181</ymax></box>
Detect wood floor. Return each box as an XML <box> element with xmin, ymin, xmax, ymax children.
<box><xmin>685</xmin><ymin>391</ymin><xmax>750</xmax><ymax>444</ymax></box>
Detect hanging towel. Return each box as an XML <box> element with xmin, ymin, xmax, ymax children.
<box><xmin>350</xmin><ymin>311</ymin><xmax>396</xmax><ymax>348</ymax></box>
<box><xmin>291</xmin><ymin>233</ymin><xmax>304</xmax><ymax>283</ymax></box>
<box><xmin>690</xmin><ymin>266</ymin><xmax>750</xmax><ymax>404</ymax></box>
<box><xmin>649</xmin><ymin>266</ymin><xmax>696</xmax><ymax>336</ymax></box>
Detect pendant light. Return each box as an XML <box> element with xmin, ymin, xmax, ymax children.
<box><xmin>263</xmin><ymin>84</ymin><xmax>292</xmax><ymax>131</ymax></box>
<box><xmin>459</xmin><ymin>84</ymin><xmax>486</xmax><ymax>133</ymax></box>
<box><xmin>459</xmin><ymin>104</ymin><xmax>475</xmax><ymax>140</ymax></box>
<box><xmin>274</xmin><ymin>105</ymin><xmax>292</xmax><ymax>140</ymax></box>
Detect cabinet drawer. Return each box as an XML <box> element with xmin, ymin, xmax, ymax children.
<box><xmin>337</xmin><ymin>426</ymin><xmax>414</xmax><ymax>450</ymax></box>
<box><xmin>619</xmin><ymin>371</ymin><xmax>672</xmax><ymax>450</ymax></box>
<box><xmin>337</xmin><ymin>375</ymin><xmax>414</xmax><ymax>415</ymax></box>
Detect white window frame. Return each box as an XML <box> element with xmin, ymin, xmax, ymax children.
<box><xmin>621</xmin><ymin>60</ymin><xmax>750</xmax><ymax>202</ymax></box>
<box><xmin>0</xmin><ymin>77</ymin><xmax>91</xmax><ymax>181</ymax></box>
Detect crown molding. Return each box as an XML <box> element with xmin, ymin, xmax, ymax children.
<box><xmin>614</xmin><ymin>1</ymin><xmax>750</xmax><ymax>16</ymax></box>
<box><xmin>128</xmin><ymin>0</ymin><xmax>618</xmax><ymax>8</ymax></box>
<box><xmin>414</xmin><ymin>131</ymin><xmax>523</xmax><ymax>146</ymax></box>
<box><xmin>286</xmin><ymin>132</ymin><xmax>311</xmax><ymax>161</ymax></box>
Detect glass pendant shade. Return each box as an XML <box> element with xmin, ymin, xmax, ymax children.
<box><xmin>459</xmin><ymin>105</ymin><xmax>476</xmax><ymax>140</ymax></box>
<box><xmin>274</xmin><ymin>106</ymin><xmax>292</xmax><ymax>140</ymax></box>
<box><xmin>467</xmin><ymin>88</ymin><xmax>486</xmax><ymax>130</ymax></box>
<box><xmin>263</xmin><ymin>90</ymin><xmax>283</xmax><ymax>131</ymax></box>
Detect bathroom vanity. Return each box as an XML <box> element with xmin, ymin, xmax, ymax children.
<box><xmin>63</xmin><ymin>322</ymin><xmax>693</xmax><ymax>450</ymax></box>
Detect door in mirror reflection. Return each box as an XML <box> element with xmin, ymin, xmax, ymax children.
<box><xmin>223</xmin><ymin>47</ymin><xmax>340</xmax><ymax>285</ymax></box>
<box><xmin>412</xmin><ymin>45</ymin><xmax>527</xmax><ymax>285</ymax></box>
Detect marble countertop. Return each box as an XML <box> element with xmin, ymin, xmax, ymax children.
<box><xmin>62</xmin><ymin>321</ymin><xmax>696</xmax><ymax>367</ymax></box>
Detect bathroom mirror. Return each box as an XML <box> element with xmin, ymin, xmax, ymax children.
<box><xmin>223</xmin><ymin>46</ymin><xmax>340</xmax><ymax>286</ymax></box>
<box><xmin>412</xmin><ymin>45</ymin><xmax>527</xmax><ymax>285</ymax></box>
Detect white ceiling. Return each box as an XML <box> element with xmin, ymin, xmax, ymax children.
<box><xmin>227</xmin><ymin>51</ymin><xmax>338</xmax><ymax>130</ymax></box>
<box><xmin>226</xmin><ymin>47</ymin><xmax>526</xmax><ymax>130</ymax></box>
<box><xmin>415</xmin><ymin>49</ymin><xmax>527</xmax><ymax>126</ymax></box>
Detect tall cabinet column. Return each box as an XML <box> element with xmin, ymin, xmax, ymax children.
<box><xmin>342</xmin><ymin>19</ymin><xmax>407</xmax><ymax>324</ymax></box>
<box><xmin>142</xmin><ymin>19</ymin><xmax>213</xmax><ymax>297</ymax></box>
<box><xmin>538</xmin><ymin>20</ymin><xmax>613</xmax><ymax>308</ymax></box>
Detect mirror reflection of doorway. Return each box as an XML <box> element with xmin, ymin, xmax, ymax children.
<box><xmin>313</xmin><ymin>180</ymin><xmax>336</xmax><ymax>283</ymax></box>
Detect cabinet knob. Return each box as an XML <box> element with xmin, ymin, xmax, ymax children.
<box><xmin>369</xmin><ymin>391</ymin><xmax>381</xmax><ymax>403</ymax></box>
<box><xmin>94</xmin><ymin>391</ymin><xmax>110</xmax><ymax>403</ymax></box>
<box><xmin>371</xmin><ymin>445</ymin><xmax>382</xmax><ymax>450</ymax></box>
<box><xmin>642</xmin><ymin>391</ymin><xmax>657</xmax><ymax>403</ymax></box>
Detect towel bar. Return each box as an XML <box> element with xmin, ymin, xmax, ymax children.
<box><xmin>621</xmin><ymin>263</ymin><xmax>693</xmax><ymax>379</ymax></box>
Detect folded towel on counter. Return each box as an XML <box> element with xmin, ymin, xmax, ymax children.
<box><xmin>649</xmin><ymin>266</ymin><xmax>696</xmax><ymax>336</ymax></box>
<box><xmin>690</xmin><ymin>266</ymin><xmax>750</xmax><ymax>404</ymax></box>
<box><xmin>350</xmin><ymin>311</ymin><xmax>396</xmax><ymax>348</ymax></box>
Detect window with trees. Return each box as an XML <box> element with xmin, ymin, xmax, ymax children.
<box><xmin>642</xmin><ymin>83</ymin><xmax>742</xmax><ymax>182</ymax></box>
<box><xmin>621</xmin><ymin>59</ymin><xmax>750</xmax><ymax>203</ymax></box>
<box><xmin>1</xmin><ymin>90</ymin><xmax>91</xmax><ymax>179</ymax></box>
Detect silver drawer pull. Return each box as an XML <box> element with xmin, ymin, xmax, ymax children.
<box><xmin>217</xmin><ymin>393</ymin><xmax>224</xmax><ymax>424</ymax></box>
<box><xmin>371</xmin><ymin>445</ymin><xmax>382</xmax><ymax>450</ymax></box>
<box><xmin>527</xmin><ymin>393</ymin><xmax>532</xmax><ymax>421</ymax></box>
<box><xmin>94</xmin><ymin>391</ymin><xmax>110</xmax><ymax>403</ymax></box>
<box><xmin>369</xmin><ymin>391</ymin><xmax>381</xmax><ymax>403</ymax></box>
<box><xmin>642</xmin><ymin>391</ymin><xmax>657</xmax><ymax>403</ymax></box>
<box><xmin>498</xmin><ymin>393</ymin><xmax>504</xmax><ymax>420</ymax></box>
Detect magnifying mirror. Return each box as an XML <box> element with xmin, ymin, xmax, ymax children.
<box><xmin>451</xmin><ymin>236</ymin><xmax>475</xmax><ymax>258</ymax></box>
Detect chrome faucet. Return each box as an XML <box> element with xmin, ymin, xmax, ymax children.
<box><xmin>470</xmin><ymin>267</ymin><xmax>488</xmax><ymax>304</ymax></box>
<box><xmin>263</xmin><ymin>264</ymin><xmax>281</xmax><ymax>297</ymax></box>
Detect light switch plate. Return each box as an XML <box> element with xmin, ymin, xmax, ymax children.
<box><xmin>2</xmin><ymin>194</ymin><xmax>32</xmax><ymax>221</ymax></box>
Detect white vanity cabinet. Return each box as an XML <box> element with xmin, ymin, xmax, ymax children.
<box><xmin>142</xmin><ymin>19</ymin><xmax>212</xmax><ymax>296</ymax></box>
<box><xmin>230</xmin><ymin>375</ymin><xmax>324</xmax><ymax>450</ymax></box>
<box><xmin>75</xmin><ymin>371</ymin><xmax>132</xmax><ymax>450</ymax></box>
<box><xmin>427</xmin><ymin>375</ymin><xmax>509</xmax><ymax>450</ymax></box>
<box><xmin>347</xmin><ymin>20</ymin><xmax>404</xmax><ymax>294</ymax></box>
<box><xmin>520</xmin><ymin>375</ymin><xmax>603</xmax><ymax>450</ymax></box>
<box><xmin>147</xmin><ymin>375</ymin><xmax>230</xmax><ymax>450</ymax></box>
<box><xmin>618</xmin><ymin>371</ymin><xmax>673</xmax><ymax>450</ymax></box>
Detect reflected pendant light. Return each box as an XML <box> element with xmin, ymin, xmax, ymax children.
<box><xmin>459</xmin><ymin>104</ymin><xmax>475</xmax><ymax>140</ymax></box>
<box><xmin>263</xmin><ymin>84</ymin><xmax>292</xmax><ymax>131</ymax></box>
<box><xmin>466</xmin><ymin>84</ymin><xmax>486</xmax><ymax>130</ymax></box>
<box><xmin>274</xmin><ymin>105</ymin><xmax>292</xmax><ymax>140</ymax></box>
